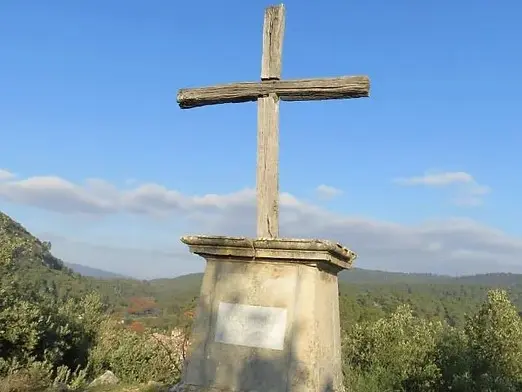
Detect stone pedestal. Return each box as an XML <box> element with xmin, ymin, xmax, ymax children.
<box><xmin>179</xmin><ymin>236</ymin><xmax>356</xmax><ymax>392</ymax></box>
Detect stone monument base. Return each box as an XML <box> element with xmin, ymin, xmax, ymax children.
<box><xmin>179</xmin><ymin>236</ymin><xmax>356</xmax><ymax>392</ymax></box>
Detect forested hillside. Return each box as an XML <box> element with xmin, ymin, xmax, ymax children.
<box><xmin>5</xmin><ymin>208</ymin><xmax>522</xmax><ymax>331</ymax></box>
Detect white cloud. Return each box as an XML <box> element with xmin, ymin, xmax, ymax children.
<box><xmin>393</xmin><ymin>171</ymin><xmax>474</xmax><ymax>186</ymax></box>
<box><xmin>452</xmin><ymin>183</ymin><xmax>491</xmax><ymax>207</ymax></box>
<box><xmin>1</xmin><ymin>170</ymin><xmax>520</xmax><ymax>278</ymax></box>
<box><xmin>0</xmin><ymin>174</ymin><xmax>254</xmax><ymax>216</ymax></box>
<box><xmin>0</xmin><ymin>169</ymin><xmax>15</xmax><ymax>181</ymax></box>
<box><xmin>393</xmin><ymin>171</ymin><xmax>490</xmax><ymax>207</ymax></box>
<box><xmin>316</xmin><ymin>184</ymin><xmax>343</xmax><ymax>200</ymax></box>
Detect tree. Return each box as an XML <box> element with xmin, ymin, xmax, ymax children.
<box><xmin>465</xmin><ymin>289</ymin><xmax>522</xmax><ymax>391</ymax></box>
<box><xmin>42</xmin><ymin>241</ymin><xmax>52</xmax><ymax>252</ymax></box>
<box><xmin>343</xmin><ymin>304</ymin><xmax>443</xmax><ymax>391</ymax></box>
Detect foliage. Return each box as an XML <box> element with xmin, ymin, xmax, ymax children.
<box><xmin>0</xmin><ymin>360</ymin><xmax>54</xmax><ymax>392</ymax></box>
<box><xmin>0</xmin><ymin>285</ymin><xmax>183</xmax><ymax>389</ymax></box>
<box><xmin>344</xmin><ymin>305</ymin><xmax>443</xmax><ymax>391</ymax></box>
<box><xmin>464</xmin><ymin>289</ymin><xmax>522</xmax><ymax>391</ymax></box>
<box><xmin>0</xmin><ymin>212</ymin><xmax>185</xmax><ymax>390</ymax></box>
<box><xmin>343</xmin><ymin>289</ymin><xmax>522</xmax><ymax>392</ymax></box>
<box><xmin>88</xmin><ymin>319</ymin><xmax>182</xmax><ymax>385</ymax></box>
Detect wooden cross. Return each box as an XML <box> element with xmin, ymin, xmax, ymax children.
<box><xmin>177</xmin><ymin>4</ymin><xmax>370</xmax><ymax>239</ymax></box>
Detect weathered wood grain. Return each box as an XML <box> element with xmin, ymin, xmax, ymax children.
<box><xmin>256</xmin><ymin>93</ymin><xmax>279</xmax><ymax>238</ymax></box>
<box><xmin>256</xmin><ymin>4</ymin><xmax>284</xmax><ymax>238</ymax></box>
<box><xmin>177</xmin><ymin>76</ymin><xmax>370</xmax><ymax>109</ymax></box>
<box><xmin>261</xmin><ymin>4</ymin><xmax>285</xmax><ymax>80</ymax></box>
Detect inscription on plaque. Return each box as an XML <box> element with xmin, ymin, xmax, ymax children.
<box><xmin>214</xmin><ymin>302</ymin><xmax>287</xmax><ymax>350</ymax></box>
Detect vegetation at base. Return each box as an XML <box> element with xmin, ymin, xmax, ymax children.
<box><xmin>4</xmin><ymin>210</ymin><xmax>522</xmax><ymax>391</ymax></box>
<box><xmin>0</xmin><ymin>212</ymin><xmax>187</xmax><ymax>391</ymax></box>
<box><xmin>343</xmin><ymin>290</ymin><xmax>522</xmax><ymax>391</ymax></box>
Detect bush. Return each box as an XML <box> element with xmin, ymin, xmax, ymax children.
<box><xmin>0</xmin><ymin>272</ymin><xmax>182</xmax><ymax>389</ymax></box>
<box><xmin>0</xmin><ymin>290</ymin><xmax>183</xmax><ymax>388</ymax></box>
<box><xmin>0</xmin><ymin>285</ymin><xmax>104</xmax><ymax>377</ymax></box>
<box><xmin>343</xmin><ymin>304</ymin><xmax>443</xmax><ymax>391</ymax></box>
<box><xmin>464</xmin><ymin>289</ymin><xmax>522</xmax><ymax>391</ymax></box>
<box><xmin>343</xmin><ymin>289</ymin><xmax>522</xmax><ymax>392</ymax></box>
<box><xmin>88</xmin><ymin>319</ymin><xmax>182</xmax><ymax>385</ymax></box>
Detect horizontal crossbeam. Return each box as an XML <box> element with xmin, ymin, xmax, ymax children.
<box><xmin>177</xmin><ymin>76</ymin><xmax>370</xmax><ymax>109</ymax></box>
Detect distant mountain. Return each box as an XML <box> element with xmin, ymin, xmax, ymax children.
<box><xmin>147</xmin><ymin>269</ymin><xmax>452</xmax><ymax>287</ymax></box>
<box><xmin>455</xmin><ymin>273</ymin><xmax>522</xmax><ymax>287</ymax></box>
<box><xmin>339</xmin><ymin>268</ymin><xmax>452</xmax><ymax>284</ymax></box>
<box><xmin>147</xmin><ymin>268</ymin><xmax>522</xmax><ymax>292</ymax></box>
<box><xmin>65</xmin><ymin>262</ymin><xmax>126</xmax><ymax>279</ymax></box>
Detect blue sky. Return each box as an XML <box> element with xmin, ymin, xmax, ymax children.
<box><xmin>1</xmin><ymin>0</ymin><xmax>522</xmax><ymax>278</ymax></box>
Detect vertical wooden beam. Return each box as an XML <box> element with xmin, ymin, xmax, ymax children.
<box><xmin>261</xmin><ymin>4</ymin><xmax>285</xmax><ymax>80</ymax></box>
<box><xmin>257</xmin><ymin>4</ymin><xmax>285</xmax><ymax>238</ymax></box>
<box><xmin>257</xmin><ymin>93</ymin><xmax>280</xmax><ymax>238</ymax></box>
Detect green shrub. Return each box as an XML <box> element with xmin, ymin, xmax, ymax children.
<box><xmin>88</xmin><ymin>319</ymin><xmax>182</xmax><ymax>385</ymax></box>
<box><xmin>0</xmin><ymin>287</ymin><xmax>104</xmax><ymax>376</ymax></box>
<box><xmin>0</xmin><ymin>360</ymin><xmax>53</xmax><ymax>392</ymax></box>
<box><xmin>342</xmin><ymin>289</ymin><xmax>522</xmax><ymax>392</ymax></box>
<box><xmin>343</xmin><ymin>304</ymin><xmax>443</xmax><ymax>391</ymax></box>
<box><xmin>464</xmin><ymin>289</ymin><xmax>522</xmax><ymax>391</ymax></box>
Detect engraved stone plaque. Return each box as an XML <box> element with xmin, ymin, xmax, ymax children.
<box><xmin>214</xmin><ymin>302</ymin><xmax>287</xmax><ymax>350</ymax></box>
